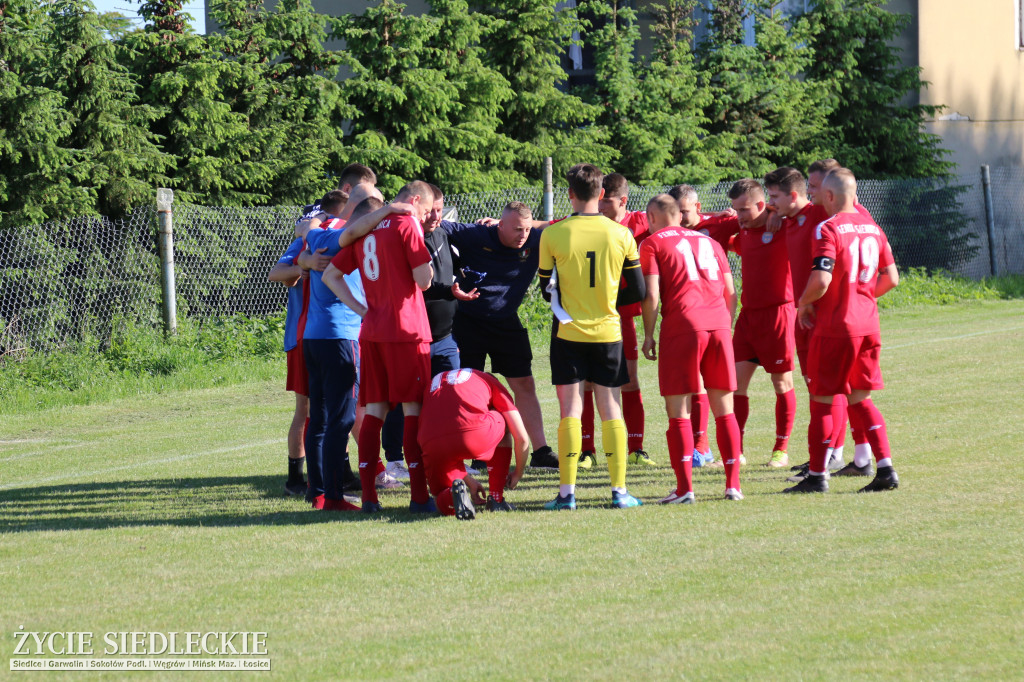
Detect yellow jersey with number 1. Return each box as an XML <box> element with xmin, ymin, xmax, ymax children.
<box><xmin>538</xmin><ymin>214</ymin><xmax>641</xmax><ymax>343</ymax></box>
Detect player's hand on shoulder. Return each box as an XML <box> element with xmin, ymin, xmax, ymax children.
<box><xmin>311</xmin><ymin>247</ymin><xmax>331</xmax><ymax>272</ymax></box>
<box><xmin>715</xmin><ymin>208</ymin><xmax>737</xmax><ymax>218</ymax></box>
<box><xmin>765</xmin><ymin>209</ymin><xmax>783</xmax><ymax>234</ymax></box>
<box><xmin>452</xmin><ymin>283</ymin><xmax>480</xmax><ymax>301</ymax></box>
<box><xmin>476</xmin><ymin>216</ymin><xmax>499</xmax><ymax>227</ymax></box>
<box><xmin>642</xmin><ymin>337</ymin><xmax>657</xmax><ymax>361</ymax></box>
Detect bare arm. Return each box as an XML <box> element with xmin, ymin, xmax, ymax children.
<box><xmin>641</xmin><ymin>274</ymin><xmax>660</xmax><ymax>361</ymax></box>
<box><xmin>797</xmin><ymin>270</ymin><xmax>832</xmax><ymax>329</ymax></box>
<box><xmin>322</xmin><ymin>263</ymin><xmax>367</xmax><ymax>318</ymax></box>
<box><xmin>724</xmin><ymin>271</ymin><xmax>737</xmax><ymax>321</ymax></box>
<box><xmin>296</xmin><ymin>248</ymin><xmax>331</xmax><ymax>272</ymax></box>
<box><xmin>502</xmin><ymin>409</ymin><xmax>531</xmax><ymax>490</ymax></box>
<box><xmin>412</xmin><ymin>262</ymin><xmax>433</xmax><ymax>291</ymax></box>
<box><xmin>875</xmin><ymin>263</ymin><xmax>899</xmax><ymax>298</ymax></box>
<box><xmin>295</xmin><ymin>214</ymin><xmax>324</xmax><ymax>239</ymax></box>
<box><xmin>268</xmin><ymin>263</ymin><xmax>302</xmax><ymax>287</ymax></box>
<box><xmin>338</xmin><ymin>202</ymin><xmax>414</xmax><ymax>248</ymax></box>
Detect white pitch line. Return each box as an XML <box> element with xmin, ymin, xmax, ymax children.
<box><xmin>0</xmin><ymin>441</ymin><xmax>87</xmax><ymax>463</ymax></box>
<box><xmin>0</xmin><ymin>438</ymin><xmax>281</xmax><ymax>491</ymax></box>
<box><xmin>886</xmin><ymin>325</ymin><xmax>1024</xmax><ymax>350</ymax></box>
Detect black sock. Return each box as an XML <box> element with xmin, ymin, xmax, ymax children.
<box><xmin>288</xmin><ymin>456</ymin><xmax>305</xmax><ymax>484</ymax></box>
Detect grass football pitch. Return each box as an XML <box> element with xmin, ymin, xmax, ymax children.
<box><xmin>2</xmin><ymin>300</ymin><xmax>1023</xmax><ymax>680</ymax></box>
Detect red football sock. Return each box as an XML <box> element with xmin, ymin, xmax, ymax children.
<box><xmin>715</xmin><ymin>414</ymin><xmax>742</xmax><ymax>490</ymax></box>
<box><xmin>622</xmin><ymin>389</ymin><xmax>645</xmax><ymax>452</ymax></box>
<box><xmin>831</xmin><ymin>394</ymin><xmax>848</xmax><ymax>449</ymax></box>
<box><xmin>846</xmin><ymin>399</ymin><xmax>891</xmax><ymax>464</ymax></box>
<box><xmin>435</xmin><ymin>489</ymin><xmax>454</xmax><ymax>516</ymax></box>
<box><xmin>692</xmin><ymin>393</ymin><xmax>710</xmax><ymax>453</ymax></box>
<box><xmin>734</xmin><ymin>394</ymin><xmax>749</xmax><ymax>452</ymax></box>
<box><xmin>775</xmin><ymin>389</ymin><xmax>796</xmax><ymax>452</ymax></box>
<box><xmin>581</xmin><ymin>389</ymin><xmax>595</xmax><ymax>452</ymax></box>
<box><xmin>487</xmin><ymin>445</ymin><xmax>513</xmax><ymax>501</ymax></box>
<box><xmin>403</xmin><ymin>415</ymin><xmax>429</xmax><ymax>504</ymax></box>
<box><xmin>376</xmin><ymin>459</ymin><xmax>386</xmax><ymax>476</ymax></box>
<box><xmin>808</xmin><ymin>401</ymin><xmax>833</xmax><ymax>474</ymax></box>
<box><xmin>667</xmin><ymin>418</ymin><xmax>694</xmax><ymax>495</ymax></box>
<box><xmin>358</xmin><ymin>415</ymin><xmax>384</xmax><ymax>504</ymax></box>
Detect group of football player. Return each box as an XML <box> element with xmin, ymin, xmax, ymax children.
<box><xmin>268</xmin><ymin>158</ymin><xmax>900</xmax><ymax>519</ymax></box>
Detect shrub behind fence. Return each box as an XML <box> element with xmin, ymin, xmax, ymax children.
<box><xmin>2</xmin><ymin>169</ymin><xmax>1021</xmax><ymax>354</ymax></box>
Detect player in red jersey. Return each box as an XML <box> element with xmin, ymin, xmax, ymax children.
<box><xmin>727</xmin><ymin>179</ymin><xmax>798</xmax><ymax>469</ymax></box>
<box><xmin>785</xmin><ymin>168</ymin><xmax>900</xmax><ymax>494</ymax></box>
<box><xmin>639</xmin><ymin>194</ymin><xmax>744</xmax><ymax>502</ymax></box>
<box><xmin>325</xmin><ymin>182</ymin><xmax>436</xmax><ymax>513</ymax></box>
<box><xmin>418</xmin><ymin>369</ymin><xmax>530</xmax><ymax>519</ymax></box>
<box><xmin>667</xmin><ymin>184</ymin><xmax>737</xmax><ymax>467</ymax></box>
<box><xmin>574</xmin><ymin>173</ymin><xmax>654</xmax><ymax>470</ymax></box>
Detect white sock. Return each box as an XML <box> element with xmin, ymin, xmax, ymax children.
<box><xmin>831</xmin><ymin>445</ymin><xmax>844</xmax><ymax>462</ymax></box>
<box><xmin>611</xmin><ymin>486</ymin><xmax>627</xmax><ymax>496</ymax></box>
<box><xmin>876</xmin><ymin>457</ymin><xmax>892</xmax><ymax>469</ymax></box>
<box><xmin>825</xmin><ymin>446</ymin><xmax>834</xmax><ymax>461</ymax></box>
<box><xmin>559</xmin><ymin>484</ymin><xmax>575</xmax><ymax>497</ymax></box>
<box><xmin>854</xmin><ymin>443</ymin><xmax>872</xmax><ymax>467</ymax></box>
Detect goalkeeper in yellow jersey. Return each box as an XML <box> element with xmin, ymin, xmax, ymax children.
<box><xmin>537</xmin><ymin>163</ymin><xmax>647</xmax><ymax>509</ymax></box>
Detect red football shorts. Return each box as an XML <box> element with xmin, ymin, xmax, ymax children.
<box><xmin>420</xmin><ymin>412</ymin><xmax>506</xmax><ymax>496</ymax></box>
<box><xmin>807</xmin><ymin>333</ymin><xmax>884</xmax><ymax>397</ymax></box>
<box><xmin>795</xmin><ymin>322</ymin><xmax>811</xmax><ymax>378</ymax></box>
<box><xmin>658</xmin><ymin>328</ymin><xmax>736</xmax><ymax>396</ymax></box>
<box><xmin>359</xmin><ymin>340</ymin><xmax>431</xmax><ymax>406</ymax></box>
<box><xmin>732</xmin><ymin>304</ymin><xmax>795</xmax><ymax>373</ymax></box>
<box><xmin>620</xmin><ymin>314</ymin><xmax>639</xmax><ymax>361</ymax></box>
<box><xmin>285</xmin><ymin>346</ymin><xmax>308</xmax><ymax>396</ymax></box>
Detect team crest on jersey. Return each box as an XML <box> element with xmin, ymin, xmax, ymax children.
<box><xmin>797</xmin><ymin>215</ymin><xmax>806</xmax><ymax>226</ymax></box>
<box><xmin>519</xmin><ymin>248</ymin><xmax>531</xmax><ymax>262</ymax></box>
<box><xmin>761</xmin><ymin>232</ymin><xmax>774</xmax><ymax>244</ymax></box>
<box><xmin>699</xmin><ymin>228</ymin><xmax>710</xmax><ymax>236</ymax></box>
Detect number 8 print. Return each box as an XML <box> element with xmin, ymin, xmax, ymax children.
<box><xmin>363</xmin><ymin>234</ymin><xmax>380</xmax><ymax>281</ymax></box>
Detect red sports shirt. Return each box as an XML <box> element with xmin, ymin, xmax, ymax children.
<box><xmin>333</xmin><ymin>214</ymin><xmax>431</xmax><ymax>343</ymax></box>
<box><xmin>731</xmin><ymin>225</ymin><xmax>793</xmax><ymax>310</ymax></box>
<box><xmin>784</xmin><ymin>202</ymin><xmax>829</xmax><ymax>306</ymax></box>
<box><xmin>693</xmin><ymin>214</ymin><xmax>740</xmax><ymax>251</ymax></box>
<box><xmin>418</xmin><ymin>369</ymin><xmax>517</xmax><ymax>443</ymax></box>
<box><xmin>619</xmin><ymin>210</ymin><xmax>650</xmax><ymax>317</ymax></box>
<box><xmin>639</xmin><ymin>228</ymin><xmax>732</xmax><ymax>337</ymax></box>
<box><xmin>810</xmin><ymin>212</ymin><xmax>895</xmax><ymax>338</ymax></box>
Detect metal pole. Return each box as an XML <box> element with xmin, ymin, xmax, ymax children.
<box><xmin>981</xmin><ymin>165</ymin><xmax>999</xmax><ymax>277</ymax></box>
<box><xmin>543</xmin><ymin>157</ymin><xmax>554</xmax><ymax>223</ymax></box>
<box><xmin>156</xmin><ymin>188</ymin><xmax>178</xmax><ymax>335</ymax></box>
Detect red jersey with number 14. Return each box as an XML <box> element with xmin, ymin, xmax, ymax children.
<box><xmin>811</xmin><ymin>212</ymin><xmax>894</xmax><ymax>338</ymax></box>
<box><xmin>333</xmin><ymin>214</ymin><xmax>432</xmax><ymax>343</ymax></box>
<box><xmin>639</xmin><ymin>228</ymin><xmax>732</xmax><ymax>337</ymax></box>
<box><xmin>418</xmin><ymin>369</ymin><xmax>517</xmax><ymax>444</ymax></box>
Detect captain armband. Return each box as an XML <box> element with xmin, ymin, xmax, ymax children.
<box><xmin>811</xmin><ymin>256</ymin><xmax>834</xmax><ymax>273</ymax></box>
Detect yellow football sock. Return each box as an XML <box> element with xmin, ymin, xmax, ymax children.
<box><xmin>558</xmin><ymin>417</ymin><xmax>582</xmax><ymax>487</ymax></box>
<box><xmin>603</xmin><ymin>418</ymin><xmax>628</xmax><ymax>489</ymax></box>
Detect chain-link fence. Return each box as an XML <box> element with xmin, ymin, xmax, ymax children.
<box><xmin>2</xmin><ymin>169</ymin><xmax>1021</xmax><ymax>354</ymax></box>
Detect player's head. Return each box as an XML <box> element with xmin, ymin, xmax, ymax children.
<box><xmin>423</xmin><ymin>183</ymin><xmax>444</xmax><ymax>234</ymax></box>
<box><xmin>763</xmin><ymin>166</ymin><xmax>807</xmax><ymax>218</ymax></box>
<box><xmin>498</xmin><ymin>201</ymin><xmax>533</xmax><ymax>249</ymax></box>
<box><xmin>349</xmin><ymin>196</ymin><xmax>384</xmax><ymax>221</ymax></box>
<box><xmin>646</xmin><ymin>193</ymin><xmax>681</xmax><ymax>232</ymax></box>
<box><xmin>598</xmin><ymin>172</ymin><xmax>629</xmax><ymax>220</ymax></box>
<box><xmin>336</xmin><ymin>163</ymin><xmax>377</xmax><ymax>193</ymax></box>
<box><xmin>806</xmin><ymin>158</ymin><xmax>840</xmax><ymax>206</ymax></box>
<box><xmin>320</xmin><ymin>189</ymin><xmax>349</xmax><ymax>217</ymax></box>
<box><xmin>567</xmin><ymin>163</ymin><xmax>604</xmax><ymax>202</ymax></box>
<box><xmin>667</xmin><ymin>184</ymin><xmax>702</xmax><ymax>227</ymax></box>
<box><xmin>394</xmin><ymin>180</ymin><xmax>435</xmax><ymax>222</ymax></box>
<box><xmin>728</xmin><ymin>178</ymin><xmax>767</xmax><ymax>230</ymax></box>
<box><xmin>821</xmin><ymin>167</ymin><xmax>857</xmax><ymax>214</ymax></box>
<box><xmin>342</xmin><ymin>183</ymin><xmax>383</xmax><ymax>220</ymax></box>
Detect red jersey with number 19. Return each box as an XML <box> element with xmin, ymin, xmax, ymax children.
<box><xmin>811</xmin><ymin>212</ymin><xmax>895</xmax><ymax>338</ymax></box>
<box><xmin>639</xmin><ymin>228</ymin><xmax>732</xmax><ymax>337</ymax></box>
<box><xmin>333</xmin><ymin>214</ymin><xmax>432</xmax><ymax>343</ymax></box>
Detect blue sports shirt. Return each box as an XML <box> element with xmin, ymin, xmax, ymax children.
<box><xmin>278</xmin><ymin>237</ymin><xmax>305</xmax><ymax>352</ymax></box>
<box><xmin>303</xmin><ymin>225</ymin><xmax>364</xmax><ymax>341</ymax></box>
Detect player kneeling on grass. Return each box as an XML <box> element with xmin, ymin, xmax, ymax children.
<box><xmin>786</xmin><ymin>168</ymin><xmax>900</xmax><ymax>494</ymax></box>
<box><xmin>639</xmin><ymin>194</ymin><xmax>745</xmax><ymax>503</ymax></box>
<box><xmin>418</xmin><ymin>369</ymin><xmax>530</xmax><ymax>520</ymax></box>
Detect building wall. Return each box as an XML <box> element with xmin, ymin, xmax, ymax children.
<box><xmin>916</xmin><ymin>0</ymin><xmax>1024</xmax><ymax>170</ymax></box>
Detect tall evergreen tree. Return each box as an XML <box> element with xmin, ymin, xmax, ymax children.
<box><xmin>802</xmin><ymin>0</ymin><xmax>952</xmax><ymax>178</ymax></box>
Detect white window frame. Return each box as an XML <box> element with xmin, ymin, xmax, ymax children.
<box><xmin>1018</xmin><ymin>0</ymin><xmax>1024</xmax><ymax>50</ymax></box>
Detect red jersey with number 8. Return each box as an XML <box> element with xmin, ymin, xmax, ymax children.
<box><xmin>811</xmin><ymin>212</ymin><xmax>895</xmax><ymax>338</ymax></box>
<box><xmin>639</xmin><ymin>228</ymin><xmax>732</xmax><ymax>337</ymax></box>
<box><xmin>333</xmin><ymin>214</ymin><xmax>432</xmax><ymax>343</ymax></box>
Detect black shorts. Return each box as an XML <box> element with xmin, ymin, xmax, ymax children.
<box><xmin>549</xmin><ymin>333</ymin><xmax>628</xmax><ymax>387</ymax></box>
<box><xmin>452</xmin><ymin>311</ymin><xmax>532</xmax><ymax>378</ymax></box>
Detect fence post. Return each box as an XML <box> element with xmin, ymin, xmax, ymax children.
<box><xmin>543</xmin><ymin>157</ymin><xmax>554</xmax><ymax>222</ymax></box>
<box><xmin>981</xmin><ymin>165</ymin><xmax>999</xmax><ymax>277</ymax></box>
<box><xmin>156</xmin><ymin>188</ymin><xmax>178</xmax><ymax>335</ymax></box>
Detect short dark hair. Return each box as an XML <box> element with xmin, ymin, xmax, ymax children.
<box><xmin>807</xmin><ymin>158</ymin><xmax>840</xmax><ymax>176</ymax></box>
<box><xmin>602</xmin><ymin>172</ymin><xmax>628</xmax><ymax>198</ymax></box>
<box><xmin>426</xmin><ymin>183</ymin><xmax>443</xmax><ymax>203</ymax></box>
<box><xmin>728</xmin><ymin>178</ymin><xmax>764</xmax><ymax>201</ymax></box>
<box><xmin>503</xmin><ymin>201</ymin><xmax>533</xmax><ymax>220</ymax></box>
<box><xmin>667</xmin><ymin>184</ymin><xmax>698</xmax><ymax>203</ymax></box>
<box><xmin>567</xmin><ymin>163</ymin><xmax>604</xmax><ymax>201</ymax></box>
<box><xmin>320</xmin><ymin>189</ymin><xmax>349</xmax><ymax>216</ymax></box>
<box><xmin>337</xmin><ymin>163</ymin><xmax>377</xmax><ymax>189</ymax></box>
<box><xmin>350</xmin><ymin>196</ymin><xmax>384</xmax><ymax>221</ymax></box>
<box><xmin>763</xmin><ymin>167</ymin><xmax>806</xmax><ymax>195</ymax></box>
